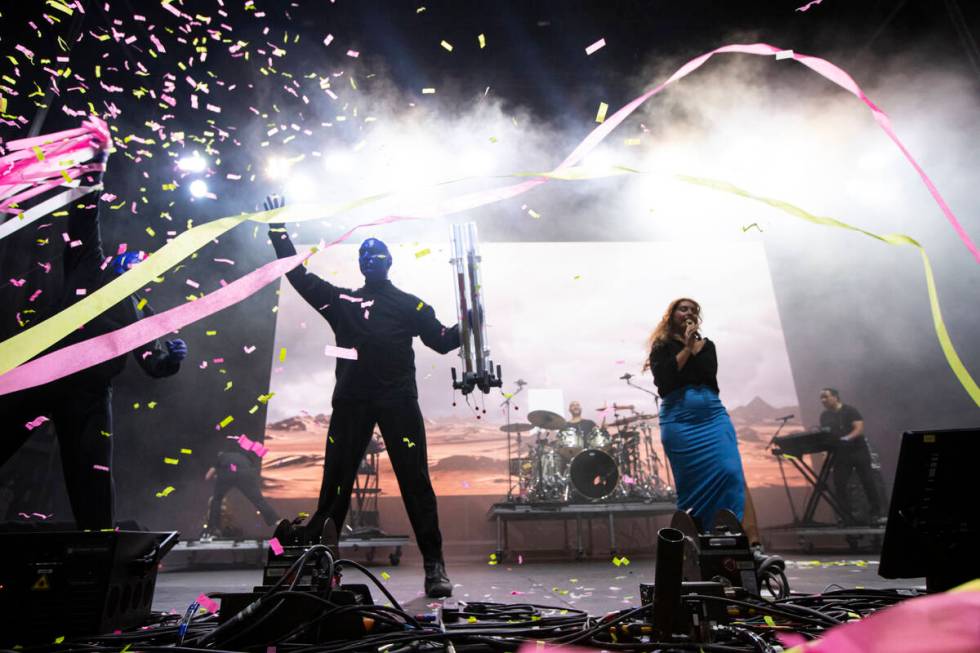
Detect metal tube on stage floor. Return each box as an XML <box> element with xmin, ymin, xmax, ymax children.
<box><xmin>652</xmin><ymin>527</ymin><xmax>685</xmax><ymax>640</ymax></box>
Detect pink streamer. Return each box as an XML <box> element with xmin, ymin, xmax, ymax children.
<box><xmin>795</xmin><ymin>0</ymin><xmax>823</xmax><ymax>11</ymax></box>
<box><xmin>776</xmin><ymin>585</ymin><xmax>980</xmax><ymax>652</ymax></box>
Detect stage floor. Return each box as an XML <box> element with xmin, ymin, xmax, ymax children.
<box><xmin>152</xmin><ymin>554</ymin><xmax>922</xmax><ymax>616</ymax></box>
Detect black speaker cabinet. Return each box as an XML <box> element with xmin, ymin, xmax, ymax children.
<box><xmin>0</xmin><ymin>529</ymin><xmax>178</xmax><ymax>644</ymax></box>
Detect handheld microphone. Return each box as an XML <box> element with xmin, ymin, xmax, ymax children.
<box><xmin>775</xmin><ymin>414</ymin><xmax>795</xmax><ymax>421</ymax></box>
<box><xmin>620</xmin><ymin>372</ymin><xmax>633</xmax><ymax>381</ymax></box>
<box><xmin>516</xmin><ymin>379</ymin><xmax>527</xmax><ymax>387</ymax></box>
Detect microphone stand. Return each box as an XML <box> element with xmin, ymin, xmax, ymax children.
<box><xmin>500</xmin><ymin>382</ymin><xmax>526</xmax><ymax>502</ymax></box>
<box><xmin>620</xmin><ymin>373</ymin><xmax>671</xmax><ymax>496</ymax></box>
<box><xmin>769</xmin><ymin>415</ymin><xmax>800</xmax><ymax>525</ymax></box>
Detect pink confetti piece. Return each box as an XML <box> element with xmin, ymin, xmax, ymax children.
<box><xmin>75</xmin><ymin>288</ymin><xmax>86</xmax><ymax>296</ymax></box>
<box><xmin>149</xmin><ymin>34</ymin><xmax>166</xmax><ymax>53</ymax></box>
<box><xmin>325</xmin><ymin>345</ymin><xmax>358</xmax><ymax>360</ymax></box>
<box><xmin>212</xmin><ymin>358</ymin><xmax>224</xmax><ymax>364</ymax></box>
<box><xmin>251</xmin><ymin>443</ymin><xmax>269</xmax><ymax>458</ymax></box>
<box><xmin>9</xmin><ymin>279</ymin><xmax>25</xmax><ymax>287</ymax></box>
<box><xmin>237</xmin><ymin>434</ymin><xmax>255</xmax><ymax>451</ymax></box>
<box><xmin>29</xmin><ymin>290</ymin><xmax>42</xmax><ymax>302</ymax></box>
<box><xmin>93</xmin><ymin>464</ymin><xmax>110</xmax><ymax>472</ymax></box>
<box><xmin>323</xmin><ymin>34</ymin><xmax>334</xmax><ymax>47</ymax></box>
<box><xmin>196</xmin><ymin>594</ymin><xmax>219</xmax><ymax>614</ymax></box>
<box><xmin>585</xmin><ymin>38</ymin><xmax>606</xmax><ymax>55</ymax></box>
<box><xmin>229</xmin><ymin>463</ymin><xmax>237</xmax><ymax>472</ymax></box>
<box><xmin>346</xmin><ymin>49</ymin><xmax>359</xmax><ymax>58</ymax></box>
<box><xmin>213</xmin><ymin>258</ymin><xmax>235</xmax><ymax>265</ymax></box>
<box><xmin>25</xmin><ymin>415</ymin><xmax>49</xmax><ymax>430</ymax></box>
<box><xmin>795</xmin><ymin>0</ymin><xmax>823</xmax><ymax>11</ymax></box>
<box><xmin>339</xmin><ymin>294</ymin><xmax>362</xmax><ymax>303</ymax></box>
<box><xmin>186</xmin><ymin>279</ymin><xmax>200</xmax><ymax>289</ymax></box>
<box><xmin>243</xmin><ymin>345</ymin><xmax>256</xmax><ymax>354</ymax></box>
<box><xmin>268</xmin><ymin>537</ymin><xmax>284</xmax><ymax>555</ymax></box>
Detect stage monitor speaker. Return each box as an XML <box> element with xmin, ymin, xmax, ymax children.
<box><xmin>879</xmin><ymin>428</ymin><xmax>980</xmax><ymax>592</ymax></box>
<box><xmin>0</xmin><ymin>528</ymin><xmax>179</xmax><ymax>644</ymax></box>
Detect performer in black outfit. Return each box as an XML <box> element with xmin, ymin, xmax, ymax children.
<box><xmin>818</xmin><ymin>388</ymin><xmax>883</xmax><ymax>525</ymax></box>
<box><xmin>0</xmin><ymin>151</ymin><xmax>186</xmax><ymax>530</ymax></box>
<box><xmin>264</xmin><ymin>195</ymin><xmax>459</xmax><ymax>598</ymax></box>
<box><xmin>201</xmin><ymin>447</ymin><xmax>280</xmax><ymax>540</ymax></box>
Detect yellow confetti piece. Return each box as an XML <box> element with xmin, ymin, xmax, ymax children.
<box><xmin>219</xmin><ymin>415</ymin><xmax>234</xmax><ymax>428</ymax></box>
<box><xmin>414</xmin><ymin>248</ymin><xmax>431</xmax><ymax>258</ymax></box>
<box><xmin>164</xmin><ymin>457</ymin><xmax>179</xmax><ymax>465</ymax></box>
<box><xmin>146</xmin><ymin>226</ymin><xmax>156</xmax><ymax>237</ymax></box>
<box><xmin>467</xmin><ymin>616</ymin><xmax>478</xmax><ymax>623</ymax></box>
<box><xmin>156</xmin><ymin>486</ymin><xmax>175</xmax><ymax>498</ymax></box>
<box><xmin>478</xmin><ymin>33</ymin><xmax>486</xmax><ymax>49</ymax></box>
<box><xmin>136</xmin><ymin>298</ymin><xmax>148</xmax><ymax>311</ymax></box>
<box><xmin>147</xmin><ymin>401</ymin><xmax>157</xmax><ymax>409</ymax></box>
<box><xmin>440</xmin><ymin>40</ymin><xmax>453</xmax><ymax>52</ymax></box>
<box><xmin>595</xmin><ymin>102</ymin><xmax>609</xmax><ymax>123</ymax></box>
<box><xmin>54</xmin><ymin>636</ymin><xmax>65</xmax><ymax>644</ymax></box>
<box><xmin>206</xmin><ymin>330</ymin><xmax>217</xmax><ymax>336</ymax></box>
<box><xmin>279</xmin><ymin>347</ymin><xmax>287</xmax><ymax>362</ymax></box>
<box><xmin>380</xmin><ymin>571</ymin><xmax>391</xmax><ymax>580</ymax></box>
<box><xmin>32</xmin><ymin>146</ymin><xmax>45</xmax><ymax>161</ymax></box>
<box><xmin>416</xmin><ymin>301</ymin><xmax>424</xmax><ymax>311</ymax></box>
<box><xmin>764</xmin><ymin>615</ymin><xmax>776</xmax><ymax>627</ymax></box>
<box><xmin>527</xmin><ymin>208</ymin><xmax>541</xmax><ymax>219</ymax></box>
<box><xmin>180</xmin><ymin>448</ymin><xmax>192</xmax><ymax>454</ymax></box>
<box><xmin>421</xmin><ymin>87</ymin><xmax>436</xmax><ymax>94</ymax></box>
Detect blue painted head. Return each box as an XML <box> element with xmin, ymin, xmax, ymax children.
<box><xmin>358</xmin><ymin>238</ymin><xmax>391</xmax><ymax>282</ymax></box>
<box><xmin>110</xmin><ymin>250</ymin><xmax>146</xmax><ymax>276</ymax></box>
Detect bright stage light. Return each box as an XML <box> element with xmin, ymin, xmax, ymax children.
<box><xmin>177</xmin><ymin>151</ymin><xmax>207</xmax><ymax>173</ymax></box>
<box><xmin>284</xmin><ymin>173</ymin><xmax>316</xmax><ymax>204</ymax></box>
<box><xmin>323</xmin><ymin>151</ymin><xmax>353</xmax><ymax>173</ymax></box>
<box><xmin>189</xmin><ymin>179</ymin><xmax>209</xmax><ymax>198</ymax></box>
<box><xmin>266</xmin><ymin>156</ymin><xmax>291</xmax><ymax>179</ymax></box>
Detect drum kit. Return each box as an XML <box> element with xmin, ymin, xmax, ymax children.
<box><xmin>501</xmin><ymin>406</ymin><xmax>675</xmax><ymax>503</ymax></box>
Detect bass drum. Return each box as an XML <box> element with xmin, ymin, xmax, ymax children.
<box><xmin>568</xmin><ymin>449</ymin><xmax>619</xmax><ymax>500</ymax></box>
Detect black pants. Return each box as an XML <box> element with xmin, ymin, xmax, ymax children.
<box><xmin>833</xmin><ymin>440</ymin><xmax>881</xmax><ymax>523</ymax></box>
<box><xmin>206</xmin><ymin>464</ymin><xmax>280</xmax><ymax>532</ymax></box>
<box><xmin>0</xmin><ymin>382</ymin><xmax>114</xmax><ymax>530</ymax></box>
<box><xmin>309</xmin><ymin>397</ymin><xmax>443</xmax><ymax>562</ymax></box>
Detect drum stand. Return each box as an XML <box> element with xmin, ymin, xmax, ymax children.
<box><xmin>500</xmin><ymin>380</ymin><xmax>527</xmax><ymax>502</ymax></box>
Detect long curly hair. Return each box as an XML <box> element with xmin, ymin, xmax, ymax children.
<box><xmin>642</xmin><ymin>297</ymin><xmax>702</xmax><ymax>371</ymax></box>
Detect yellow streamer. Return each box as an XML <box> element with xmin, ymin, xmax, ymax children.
<box><xmin>676</xmin><ymin>174</ymin><xmax>979</xmax><ymax>407</ymax></box>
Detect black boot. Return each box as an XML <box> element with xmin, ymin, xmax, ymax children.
<box><xmin>424</xmin><ymin>559</ymin><xmax>452</xmax><ymax>598</ymax></box>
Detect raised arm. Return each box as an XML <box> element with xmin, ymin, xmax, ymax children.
<box><xmin>415</xmin><ymin>301</ymin><xmax>460</xmax><ymax>354</ymax></box>
<box><xmin>264</xmin><ymin>194</ymin><xmax>342</xmax><ymax>313</ymax></box>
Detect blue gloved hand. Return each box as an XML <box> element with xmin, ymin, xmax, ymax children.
<box><xmin>165</xmin><ymin>339</ymin><xmax>188</xmax><ymax>362</ymax></box>
<box><xmin>264</xmin><ymin>194</ymin><xmax>286</xmax><ymax>231</ymax></box>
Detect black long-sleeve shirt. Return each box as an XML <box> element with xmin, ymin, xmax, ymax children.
<box><xmin>649</xmin><ymin>338</ymin><xmax>720</xmax><ymax>399</ymax></box>
<box><xmin>271</xmin><ymin>232</ymin><xmax>460</xmax><ymax>401</ymax></box>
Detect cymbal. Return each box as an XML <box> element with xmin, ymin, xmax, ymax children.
<box><xmin>608</xmin><ymin>413</ymin><xmax>656</xmax><ymax>428</ymax></box>
<box><xmin>527</xmin><ymin>409</ymin><xmax>568</xmax><ymax>430</ymax></box>
<box><xmin>499</xmin><ymin>422</ymin><xmax>534</xmax><ymax>433</ymax></box>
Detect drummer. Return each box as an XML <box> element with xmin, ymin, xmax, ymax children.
<box><xmin>567</xmin><ymin>401</ymin><xmax>597</xmax><ymax>440</ymax></box>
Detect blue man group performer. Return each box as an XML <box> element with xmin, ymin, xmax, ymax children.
<box><xmin>645</xmin><ymin>297</ymin><xmax>746</xmax><ymax>531</ymax></box>
<box><xmin>264</xmin><ymin>195</ymin><xmax>459</xmax><ymax>598</ymax></box>
<box><xmin>0</xmin><ymin>149</ymin><xmax>187</xmax><ymax>530</ymax></box>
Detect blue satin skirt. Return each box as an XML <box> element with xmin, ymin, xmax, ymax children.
<box><xmin>660</xmin><ymin>385</ymin><xmax>745</xmax><ymax>531</ymax></box>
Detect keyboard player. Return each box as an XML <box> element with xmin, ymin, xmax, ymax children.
<box><xmin>819</xmin><ymin>388</ymin><xmax>883</xmax><ymax>526</ymax></box>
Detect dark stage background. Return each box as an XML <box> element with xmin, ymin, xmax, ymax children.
<box><xmin>0</xmin><ymin>0</ymin><xmax>977</xmax><ymax>539</ymax></box>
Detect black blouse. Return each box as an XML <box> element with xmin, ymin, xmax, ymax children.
<box><xmin>649</xmin><ymin>338</ymin><xmax>720</xmax><ymax>399</ymax></box>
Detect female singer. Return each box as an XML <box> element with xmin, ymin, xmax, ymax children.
<box><xmin>645</xmin><ymin>298</ymin><xmax>745</xmax><ymax>530</ymax></box>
